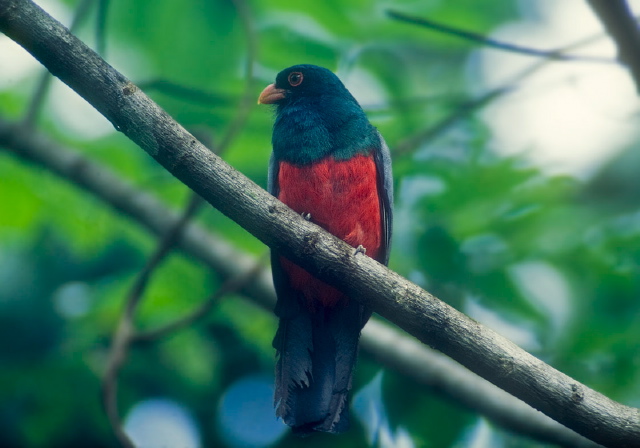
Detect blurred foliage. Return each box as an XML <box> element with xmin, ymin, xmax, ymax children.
<box><xmin>1</xmin><ymin>0</ymin><xmax>639</xmax><ymax>447</ymax></box>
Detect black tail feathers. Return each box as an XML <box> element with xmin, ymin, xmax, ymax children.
<box><xmin>273</xmin><ymin>298</ymin><xmax>368</xmax><ymax>434</ymax></box>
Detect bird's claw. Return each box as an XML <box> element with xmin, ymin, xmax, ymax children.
<box><xmin>301</xmin><ymin>212</ymin><xmax>311</xmax><ymax>221</ymax></box>
<box><xmin>354</xmin><ymin>245</ymin><xmax>366</xmax><ymax>256</ymax></box>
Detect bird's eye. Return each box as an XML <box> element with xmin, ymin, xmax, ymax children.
<box><xmin>288</xmin><ymin>72</ymin><xmax>303</xmax><ymax>87</ymax></box>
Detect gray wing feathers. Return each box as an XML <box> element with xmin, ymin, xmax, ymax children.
<box><xmin>374</xmin><ymin>130</ymin><xmax>394</xmax><ymax>265</ymax></box>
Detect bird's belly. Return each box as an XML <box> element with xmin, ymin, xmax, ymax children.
<box><xmin>277</xmin><ymin>154</ymin><xmax>382</xmax><ymax>308</ymax></box>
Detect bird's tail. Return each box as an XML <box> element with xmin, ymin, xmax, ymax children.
<box><xmin>273</xmin><ymin>297</ymin><xmax>369</xmax><ymax>434</ymax></box>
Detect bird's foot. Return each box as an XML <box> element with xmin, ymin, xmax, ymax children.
<box><xmin>301</xmin><ymin>212</ymin><xmax>311</xmax><ymax>221</ymax></box>
<box><xmin>354</xmin><ymin>245</ymin><xmax>366</xmax><ymax>256</ymax></box>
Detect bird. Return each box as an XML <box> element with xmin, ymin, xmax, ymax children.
<box><xmin>258</xmin><ymin>64</ymin><xmax>393</xmax><ymax>434</ymax></box>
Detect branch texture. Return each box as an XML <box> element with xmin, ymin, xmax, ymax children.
<box><xmin>588</xmin><ymin>0</ymin><xmax>640</xmax><ymax>92</ymax></box>
<box><xmin>1</xmin><ymin>1</ymin><xmax>638</xmax><ymax>446</ymax></box>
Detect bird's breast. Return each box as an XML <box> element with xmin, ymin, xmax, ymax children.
<box><xmin>277</xmin><ymin>154</ymin><xmax>382</xmax><ymax>308</ymax></box>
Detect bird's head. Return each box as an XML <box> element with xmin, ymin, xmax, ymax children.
<box><xmin>258</xmin><ymin>64</ymin><xmax>355</xmax><ymax>108</ymax></box>
<box><xmin>258</xmin><ymin>64</ymin><xmax>376</xmax><ymax>164</ymax></box>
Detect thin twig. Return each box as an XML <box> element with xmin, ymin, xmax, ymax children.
<box><xmin>393</xmin><ymin>87</ymin><xmax>509</xmax><ymax>155</ymax></box>
<box><xmin>22</xmin><ymin>0</ymin><xmax>95</xmax><ymax>128</ymax></box>
<box><xmin>361</xmin><ymin>93</ymin><xmax>470</xmax><ymax>112</ymax></box>
<box><xmin>134</xmin><ymin>254</ymin><xmax>268</xmax><ymax>342</ymax></box>
<box><xmin>127</xmin><ymin>194</ymin><xmax>203</xmax><ymax>315</ymax></box>
<box><xmin>387</xmin><ymin>10</ymin><xmax>616</xmax><ymax>64</ymax></box>
<box><xmin>138</xmin><ymin>79</ymin><xmax>233</xmax><ymax>107</ymax></box>
<box><xmin>96</xmin><ymin>0</ymin><xmax>110</xmax><ymax>56</ymax></box>
<box><xmin>101</xmin><ymin>193</ymin><xmax>202</xmax><ymax>448</ymax></box>
<box><xmin>101</xmin><ymin>318</ymin><xmax>135</xmax><ymax>448</ymax></box>
<box><xmin>215</xmin><ymin>0</ymin><xmax>258</xmax><ymax>153</ymax></box>
<box><xmin>139</xmin><ymin>0</ymin><xmax>256</xmax><ymax>151</ymax></box>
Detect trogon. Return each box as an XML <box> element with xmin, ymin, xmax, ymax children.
<box><xmin>258</xmin><ymin>64</ymin><xmax>393</xmax><ymax>434</ymax></box>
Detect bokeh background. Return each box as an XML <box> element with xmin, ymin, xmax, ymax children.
<box><xmin>1</xmin><ymin>0</ymin><xmax>640</xmax><ymax>447</ymax></box>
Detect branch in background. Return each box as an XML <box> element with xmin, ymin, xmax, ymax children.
<box><xmin>0</xmin><ymin>117</ymin><xmax>274</xmax><ymax>306</ymax></box>
<box><xmin>138</xmin><ymin>79</ymin><xmax>233</xmax><ymax>107</ymax></box>
<box><xmin>393</xmin><ymin>87</ymin><xmax>509</xmax><ymax>155</ymax></box>
<box><xmin>101</xmin><ymin>316</ymin><xmax>135</xmax><ymax>448</ymax></box>
<box><xmin>0</xmin><ymin>120</ymin><xmax>601</xmax><ymax>448</ymax></box>
<box><xmin>101</xmin><ymin>193</ymin><xmax>203</xmax><ymax>448</ymax></box>
<box><xmin>127</xmin><ymin>195</ymin><xmax>204</xmax><ymax>315</ymax></box>
<box><xmin>392</xmin><ymin>27</ymin><xmax>618</xmax><ymax>156</ymax></box>
<box><xmin>588</xmin><ymin>0</ymin><xmax>640</xmax><ymax>92</ymax></box>
<box><xmin>216</xmin><ymin>0</ymin><xmax>257</xmax><ymax>153</ymax></box>
<box><xmin>361</xmin><ymin>93</ymin><xmax>468</xmax><ymax>112</ymax></box>
<box><xmin>391</xmin><ymin>58</ymin><xmax>549</xmax><ymax>155</ymax></box>
<box><xmin>1</xmin><ymin>1</ymin><xmax>636</xmax><ymax>446</ymax></box>
<box><xmin>387</xmin><ymin>10</ymin><xmax>615</xmax><ymax>64</ymax></box>
<box><xmin>360</xmin><ymin>320</ymin><xmax>601</xmax><ymax>448</ymax></box>
<box><xmin>95</xmin><ymin>0</ymin><xmax>109</xmax><ymax>56</ymax></box>
<box><xmin>22</xmin><ymin>72</ymin><xmax>53</xmax><ymax>128</ymax></box>
<box><xmin>22</xmin><ymin>0</ymin><xmax>95</xmax><ymax>127</ymax></box>
<box><xmin>133</xmin><ymin>255</ymin><xmax>267</xmax><ymax>342</ymax></box>
<box><xmin>137</xmin><ymin>0</ymin><xmax>257</xmax><ymax>115</ymax></box>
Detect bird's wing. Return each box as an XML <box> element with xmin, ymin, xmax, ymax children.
<box><xmin>374</xmin><ymin>130</ymin><xmax>394</xmax><ymax>266</ymax></box>
<box><xmin>267</xmin><ymin>152</ymin><xmax>279</xmax><ymax>197</ymax></box>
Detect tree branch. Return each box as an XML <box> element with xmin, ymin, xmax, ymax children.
<box><xmin>0</xmin><ymin>1</ymin><xmax>637</xmax><ymax>446</ymax></box>
<box><xmin>387</xmin><ymin>10</ymin><xmax>615</xmax><ymax>64</ymax></box>
<box><xmin>0</xmin><ymin>119</ymin><xmax>601</xmax><ymax>448</ymax></box>
<box><xmin>588</xmin><ymin>0</ymin><xmax>640</xmax><ymax>92</ymax></box>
